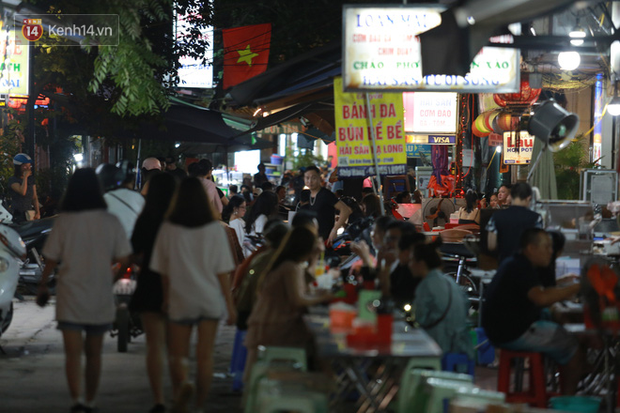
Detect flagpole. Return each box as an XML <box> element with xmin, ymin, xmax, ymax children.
<box><xmin>365</xmin><ymin>93</ymin><xmax>385</xmax><ymax>216</ymax></box>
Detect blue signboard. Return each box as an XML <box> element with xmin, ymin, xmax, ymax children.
<box><xmin>406</xmin><ymin>144</ymin><xmax>432</xmax><ymax>157</ymax></box>
<box><xmin>428</xmin><ymin>135</ymin><xmax>456</xmax><ymax>145</ymax></box>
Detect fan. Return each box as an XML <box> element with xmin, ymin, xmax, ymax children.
<box><xmin>422</xmin><ymin>198</ymin><xmax>457</xmax><ymax>229</ymax></box>
<box><xmin>581</xmin><ymin>257</ymin><xmax>620</xmax><ymax>329</ymax></box>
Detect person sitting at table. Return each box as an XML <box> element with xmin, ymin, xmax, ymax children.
<box><xmin>482</xmin><ymin>228</ymin><xmax>584</xmax><ymax>394</ymax></box>
<box><xmin>243</xmin><ymin>225</ymin><xmax>334</xmax><ymax>383</ymax></box>
<box><xmin>458</xmin><ymin>189</ymin><xmax>480</xmax><ymax>225</ymax></box>
<box><xmin>405</xmin><ymin>233</ymin><xmax>475</xmax><ymax>359</ymax></box>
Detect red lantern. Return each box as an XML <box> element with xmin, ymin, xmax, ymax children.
<box><xmin>493</xmin><ymin>73</ymin><xmax>541</xmax><ymax>107</ymax></box>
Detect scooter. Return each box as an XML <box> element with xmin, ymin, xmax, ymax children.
<box><xmin>110</xmin><ymin>265</ymin><xmax>143</xmax><ymax>352</ymax></box>
<box><xmin>0</xmin><ymin>224</ymin><xmax>27</xmax><ymax>339</ymax></box>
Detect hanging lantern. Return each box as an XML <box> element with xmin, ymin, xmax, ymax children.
<box><xmin>474</xmin><ymin>114</ymin><xmax>492</xmax><ymax>135</ymax></box>
<box><xmin>483</xmin><ymin>110</ymin><xmax>500</xmax><ymax>131</ymax></box>
<box><xmin>472</xmin><ymin>120</ymin><xmax>490</xmax><ymax>137</ymax></box>
<box><xmin>493</xmin><ymin>73</ymin><xmax>542</xmax><ymax>107</ymax></box>
<box><xmin>496</xmin><ymin>112</ymin><xmax>512</xmax><ymax>131</ymax></box>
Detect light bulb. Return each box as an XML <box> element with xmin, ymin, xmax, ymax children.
<box><xmin>608</xmin><ymin>96</ymin><xmax>620</xmax><ymax>116</ymax></box>
<box><xmin>496</xmin><ymin>146</ymin><xmax>502</xmax><ymax>153</ymax></box>
<box><xmin>558</xmin><ymin>51</ymin><xmax>580</xmax><ymax>71</ymax></box>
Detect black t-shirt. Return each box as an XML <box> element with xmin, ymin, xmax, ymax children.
<box><xmin>481</xmin><ymin>254</ymin><xmax>542</xmax><ymax>344</ymax></box>
<box><xmin>390</xmin><ymin>264</ymin><xmax>420</xmax><ymax>309</ymax></box>
<box><xmin>307</xmin><ymin>187</ymin><xmax>338</xmax><ymax>240</ymax></box>
<box><xmin>486</xmin><ymin>205</ymin><xmax>543</xmax><ymax>264</ymax></box>
<box><xmin>167</xmin><ymin>168</ymin><xmax>187</xmax><ymax>182</ymax></box>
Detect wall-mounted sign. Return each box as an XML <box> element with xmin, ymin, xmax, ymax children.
<box><xmin>4</xmin><ymin>30</ymin><xmax>29</xmax><ymax>96</ymax></box>
<box><xmin>406</xmin><ymin>143</ymin><xmax>431</xmax><ymax>157</ymax></box>
<box><xmin>176</xmin><ymin>13</ymin><xmax>213</xmax><ymax>88</ymax></box>
<box><xmin>488</xmin><ymin>132</ymin><xmax>502</xmax><ymax>146</ymax></box>
<box><xmin>342</xmin><ymin>5</ymin><xmax>520</xmax><ymax>93</ymax></box>
<box><xmin>503</xmin><ymin>131</ymin><xmax>534</xmax><ymax>164</ymax></box>
<box><xmin>407</xmin><ymin>134</ymin><xmax>455</xmax><ymax>145</ymax></box>
<box><xmin>462</xmin><ymin>149</ymin><xmax>474</xmax><ymax>168</ymax></box>
<box><xmin>403</xmin><ymin>92</ymin><xmax>457</xmax><ymax>133</ymax></box>
<box><xmin>334</xmin><ymin>76</ymin><xmax>407</xmax><ymax>177</ymax></box>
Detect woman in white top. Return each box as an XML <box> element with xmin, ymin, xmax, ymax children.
<box><xmin>150</xmin><ymin>177</ymin><xmax>236</xmax><ymax>413</ymax></box>
<box><xmin>244</xmin><ymin>191</ymin><xmax>279</xmax><ymax>255</ymax></box>
<box><xmin>223</xmin><ymin>195</ymin><xmax>247</xmax><ymax>256</ymax></box>
<box><xmin>457</xmin><ymin>189</ymin><xmax>480</xmax><ymax>225</ymax></box>
<box><xmin>37</xmin><ymin>169</ymin><xmax>132</xmax><ymax>413</ymax></box>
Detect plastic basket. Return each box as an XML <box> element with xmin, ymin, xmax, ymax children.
<box><xmin>270</xmin><ymin>155</ymin><xmax>283</xmax><ymax>165</ymax></box>
<box><xmin>549</xmin><ymin>396</ymin><xmax>601</xmax><ymax>413</ymax></box>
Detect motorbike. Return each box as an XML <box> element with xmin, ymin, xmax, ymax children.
<box><xmin>110</xmin><ymin>265</ymin><xmax>143</xmax><ymax>352</ymax></box>
<box><xmin>10</xmin><ymin>216</ymin><xmax>55</xmax><ymax>296</ymax></box>
<box><xmin>0</xmin><ymin>224</ymin><xmax>27</xmax><ymax>339</ymax></box>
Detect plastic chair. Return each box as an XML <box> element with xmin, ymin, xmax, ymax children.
<box><xmin>230</xmin><ymin>329</ymin><xmax>247</xmax><ymax>391</ymax></box>
<box><xmin>474</xmin><ymin>328</ymin><xmax>495</xmax><ymax>365</ymax></box>
<box><xmin>452</xmin><ymin>387</ymin><xmax>505</xmax><ymax>409</ymax></box>
<box><xmin>442</xmin><ymin>353</ymin><xmax>475</xmax><ymax>377</ymax></box>
<box><xmin>397</xmin><ymin>368</ymin><xmax>471</xmax><ymax>413</ymax></box>
<box><xmin>245</xmin><ymin>359</ymin><xmax>307</xmax><ymax>413</ymax></box>
<box><xmin>421</xmin><ymin>377</ymin><xmax>475</xmax><ymax>413</ymax></box>
<box><xmin>497</xmin><ymin>350</ymin><xmax>549</xmax><ymax>408</ymax></box>
<box><xmin>258</xmin><ymin>346</ymin><xmax>307</xmax><ymax>371</ymax></box>
<box><xmin>255</xmin><ymin>378</ymin><xmax>329</xmax><ymax>413</ymax></box>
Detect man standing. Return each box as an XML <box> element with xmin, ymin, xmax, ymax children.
<box><xmin>487</xmin><ymin>182</ymin><xmax>543</xmax><ymax>264</ymax></box>
<box><xmin>190</xmin><ymin>159</ymin><xmax>223</xmax><ymax>219</ymax></box>
<box><xmin>482</xmin><ymin>228</ymin><xmax>583</xmax><ymax>394</ymax></box>
<box><xmin>165</xmin><ymin>156</ymin><xmax>187</xmax><ymax>181</ymax></box>
<box><xmin>304</xmin><ymin>165</ymin><xmax>352</xmax><ymax>245</ymax></box>
<box><xmin>253</xmin><ymin>163</ymin><xmax>269</xmax><ymax>189</ymax></box>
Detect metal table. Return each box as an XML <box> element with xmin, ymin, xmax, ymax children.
<box><xmin>304</xmin><ymin>313</ymin><xmax>442</xmax><ymax>413</ymax></box>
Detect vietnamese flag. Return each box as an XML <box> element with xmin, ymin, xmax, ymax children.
<box><xmin>222</xmin><ymin>23</ymin><xmax>271</xmax><ymax>89</ymax></box>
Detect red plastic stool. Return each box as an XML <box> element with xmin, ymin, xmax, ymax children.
<box><xmin>497</xmin><ymin>350</ymin><xmax>550</xmax><ymax>408</ymax></box>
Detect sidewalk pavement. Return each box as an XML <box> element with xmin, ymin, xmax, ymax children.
<box><xmin>0</xmin><ymin>297</ymin><xmax>499</xmax><ymax>413</ymax></box>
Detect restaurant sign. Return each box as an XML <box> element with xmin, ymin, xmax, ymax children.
<box><xmin>503</xmin><ymin>131</ymin><xmax>534</xmax><ymax>164</ymax></box>
<box><xmin>2</xmin><ymin>30</ymin><xmax>29</xmax><ymax>96</ymax></box>
<box><xmin>334</xmin><ymin>76</ymin><xmax>407</xmax><ymax>178</ymax></box>
<box><xmin>403</xmin><ymin>92</ymin><xmax>457</xmax><ymax>133</ymax></box>
<box><xmin>342</xmin><ymin>5</ymin><xmax>520</xmax><ymax>93</ymax></box>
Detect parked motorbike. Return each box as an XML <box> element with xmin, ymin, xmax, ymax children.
<box><xmin>110</xmin><ymin>265</ymin><xmax>143</xmax><ymax>352</ymax></box>
<box><xmin>0</xmin><ymin>224</ymin><xmax>27</xmax><ymax>338</ymax></box>
<box><xmin>10</xmin><ymin>216</ymin><xmax>55</xmax><ymax>295</ymax></box>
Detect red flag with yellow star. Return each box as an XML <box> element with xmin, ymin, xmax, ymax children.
<box><xmin>222</xmin><ymin>23</ymin><xmax>271</xmax><ymax>89</ymax></box>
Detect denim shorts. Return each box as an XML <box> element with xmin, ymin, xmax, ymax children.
<box><xmin>57</xmin><ymin>321</ymin><xmax>112</xmax><ymax>335</ymax></box>
<box><xmin>501</xmin><ymin>320</ymin><xmax>578</xmax><ymax>365</ymax></box>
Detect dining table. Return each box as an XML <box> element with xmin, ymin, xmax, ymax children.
<box><xmin>303</xmin><ymin>310</ymin><xmax>442</xmax><ymax>413</ymax></box>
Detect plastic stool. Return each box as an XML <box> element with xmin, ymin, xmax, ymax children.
<box><xmin>422</xmin><ymin>377</ymin><xmax>475</xmax><ymax>413</ymax></box>
<box><xmin>455</xmin><ymin>387</ymin><xmax>505</xmax><ymax>403</ymax></box>
<box><xmin>442</xmin><ymin>353</ymin><xmax>475</xmax><ymax>377</ymax></box>
<box><xmin>475</xmin><ymin>328</ymin><xmax>495</xmax><ymax>365</ymax></box>
<box><xmin>497</xmin><ymin>350</ymin><xmax>548</xmax><ymax>408</ymax></box>
<box><xmin>258</xmin><ymin>345</ymin><xmax>307</xmax><ymax>371</ymax></box>
<box><xmin>259</xmin><ymin>394</ymin><xmax>328</xmax><ymax>413</ymax></box>
<box><xmin>396</xmin><ymin>357</ymin><xmax>441</xmax><ymax>413</ymax></box>
<box><xmin>398</xmin><ymin>369</ymin><xmax>472</xmax><ymax>413</ymax></box>
<box><xmin>230</xmin><ymin>329</ymin><xmax>247</xmax><ymax>391</ymax></box>
<box><xmin>255</xmin><ymin>378</ymin><xmax>329</xmax><ymax>413</ymax></box>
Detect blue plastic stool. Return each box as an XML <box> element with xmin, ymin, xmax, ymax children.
<box><xmin>230</xmin><ymin>329</ymin><xmax>248</xmax><ymax>391</ymax></box>
<box><xmin>475</xmin><ymin>328</ymin><xmax>495</xmax><ymax>365</ymax></box>
<box><xmin>442</xmin><ymin>353</ymin><xmax>475</xmax><ymax>377</ymax></box>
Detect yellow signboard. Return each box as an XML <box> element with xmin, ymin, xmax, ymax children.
<box><xmin>334</xmin><ymin>76</ymin><xmax>406</xmax><ymax>177</ymax></box>
<box><xmin>2</xmin><ymin>30</ymin><xmax>29</xmax><ymax>96</ymax></box>
<box><xmin>503</xmin><ymin>131</ymin><xmax>534</xmax><ymax>164</ymax></box>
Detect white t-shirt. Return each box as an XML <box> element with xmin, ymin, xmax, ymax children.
<box><xmin>42</xmin><ymin>210</ymin><xmax>132</xmax><ymax>324</ymax></box>
<box><xmin>150</xmin><ymin>220</ymin><xmax>235</xmax><ymax>321</ymax></box>
<box><xmin>104</xmin><ymin>188</ymin><xmax>145</xmax><ymax>239</ymax></box>
<box><xmin>249</xmin><ymin>214</ymin><xmax>268</xmax><ymax>236</ymax></box>
<box><xmin>228</xmin><ymin>218</ymin><xmax>246</xmax><ymax>255</ymax></box>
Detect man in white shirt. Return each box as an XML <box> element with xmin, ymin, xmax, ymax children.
<box><xmin>96</xmin><ymin>163</ymin><xmax>145</xmax><ymax>239</ymax></box>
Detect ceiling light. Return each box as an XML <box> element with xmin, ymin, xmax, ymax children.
<box><xmin>608</xmin><ymin>82</ymin><xmax>620</xmax><ymax>116</ymax></box>
<box><xmin>569</xmin><ymin>19</ymin><xmax>586</xmax><ymax>46</ymax></box>
<box><xmin>558</xmin><ymin>51</ymin><xmax>580</xmax><ymax>71</ymax></box>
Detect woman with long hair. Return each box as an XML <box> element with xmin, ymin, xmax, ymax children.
<box><xmin>128</xmin><ymin>173</ymin><xmax>177</xmax><ymax>413</ymax></box>
<box><xmin>37</xmin><ymin>168</ymin><xmax>132</xmax><ymax>413</ymax></box>
<box><xmin>243</xmin><ymin>225</ymin><xmax>333</xmax><ymax>382</ymax></box>
<box><xmin>223</xmin><ymin>195</ymin><xmax>247</xmax><ymax>255</ymax></box>
<box><xmin>245</xmin><ymin>190</ymin><xmax>278</xmax><ymax>236</ymax></box>
<box><xmin>150</xmin><ymin>177</ymin><xmax>236</xmax><ymax>413</ymax></box>
<box><xmin>458</xmin><ymin>189</ymin><xmax>480</xmax><ymax>225</ymax></box>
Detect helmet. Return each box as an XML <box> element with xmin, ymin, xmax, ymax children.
<box><xmin>95</xmin><ymin>163</ymin><xmax>124</xmax><ymax>192</ymax></box>
<box><xmin>13</xmin><ymin>153</ymin><xmax>32</xmax><ymax>165</ymax></box>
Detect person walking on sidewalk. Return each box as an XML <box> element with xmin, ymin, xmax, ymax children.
<box><xmin>150</xmin><ymin>177</ymin><xmax>236</xmax><ymax>413</ymax></box>
<box><xmin>129</xmin><ymin>173</ymin><xmax>177</xmax><ymax>413</ymax></box>
<box><xmin>37</xmin><ymin>168</ymin><xmax>132</xmax><ymax>413</ymax></box>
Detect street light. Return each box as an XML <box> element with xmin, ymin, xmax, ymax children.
<box><xmin>558</xmin><ymin>51</ymin><xmax>581</xmax><ymax>71</ymax></box>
